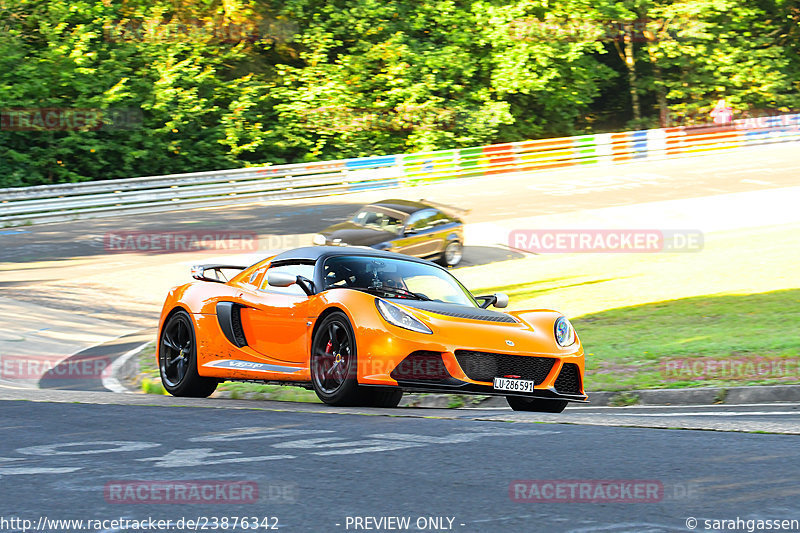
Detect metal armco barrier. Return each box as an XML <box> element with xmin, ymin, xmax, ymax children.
<box><xmin>1</xmin><ymin>114</ymin><xmax>798</xmax><ymax>225</ymax></box>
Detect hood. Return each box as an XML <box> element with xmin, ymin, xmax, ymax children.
<box><xmin>321</xmin><ymin>221</ymin><xmax>397</xmax><ymax>247</ymax></box>
<box><xmin>394</xmin><ymin>300</ymin><xmax>578</xmax><ymax>355</ymax></box>
<box><xmin>396</xmin><ymin>300</ymin><xmax>518</xmax><ymax>324</ymax></box>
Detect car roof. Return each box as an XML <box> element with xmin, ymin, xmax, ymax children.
<box><xmin>271</xmin><ymin>246</ymin><xmax>443</xmax><ymax>267</ymax></box>
<box><xmin>368</xmin><ymin>199</ymin><xmax>433</xmax><ymax>215</ymax></box>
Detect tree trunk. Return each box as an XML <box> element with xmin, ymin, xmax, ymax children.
<box><xmin>648</xmin><ymin>46</ymin><xmax>668</xmax><ymax>126</ymax></box>
<box><xmin>625</xmin><ymin>25</ymin><xmax>641</xmax><ymax>122</ymax></box>
<box><xmin>615</xmin><ymin>23</ymin><xmax>641</xmax><ymax>122</ymax></box>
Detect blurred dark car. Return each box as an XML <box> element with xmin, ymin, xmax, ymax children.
<box><xmin>312</xmin><ymin>199</ymin><xmax>465</xmax><ymax>266</ymax></box>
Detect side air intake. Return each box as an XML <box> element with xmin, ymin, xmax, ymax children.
<box><xmin>216</xmin><ymin>302</ymin><xmax>248</xmax><ymax>348</ymax></box>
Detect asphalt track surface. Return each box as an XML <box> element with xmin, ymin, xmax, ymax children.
<box><xmin>1</xmin><ymin>392</ymin><xmax>800</xmax><ymax>532</ymax></box>
<box><xmin>1</xmin><ymin>143</ymin><xmax>800</xmax><ymax>532</ymax></box>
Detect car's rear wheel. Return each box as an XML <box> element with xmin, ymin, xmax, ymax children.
<box><xmin>311</xmin><ymin>312</ymin><xmax>367</xmax><ymax>406</ymax></box>
<box><xmin>159</xmin><ymin>310</ymin><xmax>217</xmax><ymax>398</ymax></box>
<box><xmin>506</xmin><ymin>396</ymin><xmax>568</xmax><ymax>413</ymax></box>
<box><xmin>437</xmin><ymin>241</ymin><xmax>463</xmax><ymax>267</ymax></box>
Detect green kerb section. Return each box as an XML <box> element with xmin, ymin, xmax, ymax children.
<box><xmin>458</xmin><ymin>147</ymin><xmax>484</xmax><ymax>168</ymax></box>
<box><xmin>402</xmin><ymin>150</ymin><xmax>458</xmax><ymax>185</ymax></box>
<box><xmin>574</xmin><ymin>136</ymin><xmax>598</xmax><ymax>164</ymax></box>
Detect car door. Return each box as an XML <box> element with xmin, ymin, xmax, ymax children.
<box><xmin>393</xmin><ymin>208</ymin><xmax>441</xmax><ymax>258</ymax></box>
<box><xmin>426</xmin><ymin>210</ymin><xmax>460</xmax><ymax>256</ymax></box>
<box><xmin>237</xmin><ymin>261</ymin><xmax>314</xmax><ymax>364</ymax></box>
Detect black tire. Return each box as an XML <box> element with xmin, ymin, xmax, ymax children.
<box><xmin>506</xmin><ymin>396</ymin><xmax>568</xmax><ymax>413</ymax></box>
<box><xmin>437</xmin><ymin>241</ymin><xmax>463</xmax><ymax>267</ymax></box>
<box><xmin>159</xmin><ymin>310</ymin><xmax>218</xmax><ymax>398</ymax></box>
<box><xmin>363</xmin><ymin>388</ymin><xmax>403</xmax><ymax>408</ymax></box>
<box><xmin>310</xmin><ymin>311</ymin><xmax>365</xmax><ymax>406</ymax></box>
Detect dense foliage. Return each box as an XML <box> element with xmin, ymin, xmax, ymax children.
<box><xmin>0</xmin><ymin>0</ymin><xmax>797</xmax><ymax>187</ymax></box>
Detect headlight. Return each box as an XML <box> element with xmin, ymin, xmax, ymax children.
<box><xmin>554</xmin><ymin>316</ymin><xmax>576</xmax><ymax>347</ymax></box>
<box><xmin>375</xmin><ymin>299</ymin><xmax>432</xmax><ymax>334</ymax></box>
<box><xmin>312</xmin><ymin>234</ymin><xmax>327</xmax><ymax>246</ymax></box>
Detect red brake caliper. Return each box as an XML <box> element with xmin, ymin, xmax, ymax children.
<box><xmin>324</xmin><ymin>340</ymin><xmax>335</xmax><ymax>375</ymax></box>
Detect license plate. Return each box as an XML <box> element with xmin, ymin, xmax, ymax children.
<box><xmin>493</xmin><ymin>377</ymin><xmax>535</xmax><ymax>393</ymax></box>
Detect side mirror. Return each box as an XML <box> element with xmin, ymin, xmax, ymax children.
<box><xmin>267</xmin><ymin>272</ymin><xmax>297</xmax><ymax>287</ymax></box>
<box><xmin>475</xmin><ymin>293</ymin><xmax>509</xmax><ymax>309</ymax></box>
<box><xmin>267</xmin><ymin>272</ymin><xmax>315</xmax><ymax>296</ymax></box>
<box><xmin>492</xmin><ymin>292</ymin><xmax>509</xmax><ymax>309</ymax></box>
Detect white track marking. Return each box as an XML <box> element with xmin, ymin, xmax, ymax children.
<box><xmin>190</xmin><ymin>428</ymin><xmax>334</xmax><ymax>442</ymax></box>
<box><xmin>607</xmin><ymin>411</ymin><xmax>800</xmax><ymax>417</ymax></box>
<box><xmin>135</xmin><ymin>448</ymin><xmax>294</xmax><ymax>467</ymax></box>
<box><xmin>368</xmin><ymin>428</ymin><xmax>558</xmax><ymax>444</ymax></box>
<box><xmin>568</xmin><ymin>402</ymin><xmax>800</xmax><ymax>410</ymax></box>
<box><xmin>17</xmin><ymin>441</ymin><xmax>160</xmax><ymax>456</ymax></box>
<box><xmin>0</xmin><ymin>466</ymin><xmax>82</xmax><ymax>477</ymax></box>
<box><xmin>313</xmin><ymin>442</ymin><xmax>428</xmax><ymax>456</ymax></box>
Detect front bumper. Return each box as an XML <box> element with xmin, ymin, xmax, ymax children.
<box><xmin>389</xmin><ymin>377</ymin><xmax>588</xmax><ymax>403</ymax></box>
<box><xmin>353</xmin><ymin>304</ymin><xmax>587</xmax><ymax>402</ymax></box>
<box><xmin>358</xmin><ymin>342</ymin><xmax>587</xmax><ymax>403</ymax></box>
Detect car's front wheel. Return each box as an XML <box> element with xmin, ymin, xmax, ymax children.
<box><xmin>311</xmin><ymin>312</ymin><xmax>366</xmax><ymax>406</ymax></box>
<box><xmin>364</xmin><ymin>388</ymin><xmax>403</xmax><ymax>408</ymax></box>
<box><xmin>159</xmin><ymin>310</ymin><xmax>218</xmax><ymax>398</ymax></box>
<box><xmin>311</xmin><ymin>312</ymin><xmax>405</xmax><ymax>408</ymax></box>
<box><xmin>437</xmin><ymin>241</ymin><xmax>463</xmax><ymax>267</ymax></box>
<box><xmin>506</xmin><ymin>396</ymin><xmax>568</xmax><ymax>413</ymax></box>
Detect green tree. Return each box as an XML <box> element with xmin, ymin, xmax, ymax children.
<box><xmin>0</xmin><ymin>0</ymin><xmax>797</xmax><ymax>188</ymax></box>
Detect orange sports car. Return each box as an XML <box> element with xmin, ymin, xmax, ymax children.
<box><xmin>156</xmin><ymin>246</ymin><xmax>586</xmax><ymax>411</ymax></box>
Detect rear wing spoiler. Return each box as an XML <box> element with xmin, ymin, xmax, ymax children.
<box><xmin>190</xmin><ymin>264</ymin><xmax>246</xmax><ymax>284</ymax></box>
<box><xmin>419</xmin><ymin>198</ymin><xmax>470</xmax><ymax>217</ymax></box>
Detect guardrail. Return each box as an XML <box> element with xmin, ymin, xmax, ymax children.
<box><xmin>1</xmin><ymin>114</ymin><xmax>798</xmax><ymax>225</ymax></box>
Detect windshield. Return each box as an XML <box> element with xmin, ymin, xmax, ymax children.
<box><xmin>351</xmin><ymin>207</ymin><xmax>406</xmax><ymax>234</ymax></box>
<box><xmin>322</xmin><ymin>255</ymin><xmax>476</xmax><ymax>306</ymax></box>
